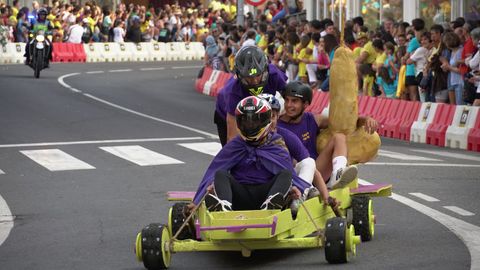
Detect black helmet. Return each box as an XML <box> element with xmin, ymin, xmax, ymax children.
<box><xmin>235</xmin><ymin>96</ymin><xmax>272</xmax><ymax>142</ymax></box>
<box><xmin>38</xmin><ymin>8</ymin><xmax>48</xmax><ymax>17</ymax></box>
<box><xmin>234</xmin><ymin>46</ymin><xmax>269</xmax><ymax>96</ymax></box>
<box><xmin>284</xmin><ymin>81</ymin><xmax>313</xmax><ymax>104</ymax></box>
<box><xmin>257</xmin><ymin>93</ymin><xmax>284</xmax><ymax>113</ymax></box>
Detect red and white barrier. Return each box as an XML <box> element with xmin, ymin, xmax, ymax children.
<box><xmin>446</xmin><ymin>106</ymin><xmax>480</xmax><ymax>149</ymax></box>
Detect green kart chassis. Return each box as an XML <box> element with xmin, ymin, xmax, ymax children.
<box><xmin>135</xmin><ymin>178</ymin><xmax>392</xmax><ymax>269</ymax></box>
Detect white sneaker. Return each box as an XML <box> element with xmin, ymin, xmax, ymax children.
<box><xmin>327</xmin><ymin>165</ymin><xmax>358</xmax><ymax>189</ymax></box>
<box><xmin>260</xmin><ymin>193</ymin><xmax>285</xmax><ymax>210</ymax></box>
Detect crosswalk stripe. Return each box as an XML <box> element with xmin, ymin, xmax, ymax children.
<box><xmin>177</xmin><ymin>142</ymin><xmax>222</xmax><ymax>156</ymax></box>
<box><xmin>410</xmin><ymin>149</ymin><xmax>480</xmax><ymax>162</ymax></box>
<box><xmin>20</xmin><ymin>149</ymin><xmax>95</xmax><ymax>171</ymax></box>
<box><xmin>378</xmin><ymin>150</ymin><xmax>441</xmax><ymax>161</ymax></box>
<box><xmin>100</xmin><ymin>145</ymin><xmax>184</xmax><ymax>166</ymax></box>
<box><xmin>443</xmin><ymin>206</ymin><xmax>475</xmax><ymax>216</ymax></box>
<box><xmin>409</xmin><ymin>192</ymin><xmax>440</xmax><ymax>202</ymax></box>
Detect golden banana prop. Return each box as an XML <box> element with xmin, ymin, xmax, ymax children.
<box><xmin>316</xmin><ymin>46</ymin><xmax>381</xmax><ymax>164</ymax></box>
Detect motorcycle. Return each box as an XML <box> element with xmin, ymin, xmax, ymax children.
<box><xmin>28</xmin><ymin>31</ymin><xmax>51</xmax><ymax>78</ymax></box>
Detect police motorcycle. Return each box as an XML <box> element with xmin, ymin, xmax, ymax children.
<box><xmin>27</xmin><ymin>30</ymin><xmax>52</xmax><ymax>78</ymax></box>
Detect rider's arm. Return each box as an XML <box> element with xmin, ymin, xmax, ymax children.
<box><xmin>226</xmin><ymin>113</ymin><xmax>238</xmax><ymax>142</ymax></box>
<box><xmin>313</xmin><ymin>113</ymin><xmax>329</xmax><ymax>129</ymax></box>
<box><xmin>357</xmin><ymin>116</ymin><xmax>378</xmax><ymax>134</ymax></box>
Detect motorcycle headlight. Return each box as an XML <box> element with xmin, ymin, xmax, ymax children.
<box><xmin>35</xmin><ymin>35</ymin><xmax>45</xmax><ymax>42</ymax></box>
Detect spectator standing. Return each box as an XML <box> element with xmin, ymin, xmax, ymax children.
<box><xmin>113</xmin><ymin>19</ymin><xmax>125</xmax><ymax>43</ymax></box>
<box><xmin>442</xmin><ymin>31</ymin><xmax>464</xmax><ymax>105</ymax></box>
<box><xmin>65</xmin><ymin>17</ymin><xmax>84</xmax><ymax>43</ymax></box>
<box><xmin>404</xmin><ymin>18</ymin><xmax>425</xmax><ymax>101</ymax></box>
<box><xmin>126</xmin><ymin>16</ymin><xmax>141</xmax><ymax>43</ymax></box>
<box><xmin>426</xmin><ymin>24</ymin><xmax>450</xmax><ymax>103</ymax></box>
<box><xmin>407</xmin><ymin>32</ymin><xmax>432</xmax><ymax>102</ymax></box>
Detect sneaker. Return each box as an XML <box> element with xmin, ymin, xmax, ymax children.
<box><xmin>290</xmin><ymin>198</ymin><xmax>303</xmax><ymax>218</ymax></box>
<box><xmin>305</xmin><ymin>187</ymin><xmax>321</xmax><ymax>200</ymax></box>
<box><xmin>327</xmin><ymin>165</ymin><xmax>358</xmax><ymax>189</ymax></box>
<box><xmin>261</xmin><ymin>193</ymin><xmax>285</xmax><ymax>210</ymax></box>
<box><xmin>205</xmin><ymin>194</ymin><xmax>232</xmax><ymax>211</ymax></box>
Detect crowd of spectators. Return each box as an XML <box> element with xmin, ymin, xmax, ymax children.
<box><xmin>1</xmin><ymin>0</ymin><xmax>480</xmax><ymax>105</ymax></box>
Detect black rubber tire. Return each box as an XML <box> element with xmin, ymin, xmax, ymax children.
<box><xmin>34</xmin><ymin>51</ymin><xmax>42</xmax><ymax>78</ymax></box>
<box><xmin>324</xmin><ymin>217</ymin><xmax>348</xmax><ymax>264</ymax></box>
<box><xmin>170</xmin><ymin>202</ymin><xmax>194</xmax><ymax>240</ymax></box>
<box><xmin>351</xmin><ymin>195</ymin><xmax>373</xmax><ymax>242</ymax></box>
<box><xmin>141</xmin><ymin>223</ymin><xmax>169</xmax><ymax>270</ymax></box>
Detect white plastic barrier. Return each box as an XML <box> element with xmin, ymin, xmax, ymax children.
<box><xmin>445</xmin><ymin>106</ymin><xmax>480</xmax><ymax>149</ymax></box>
<box><xmin>0</xmin><ymin>43</ymin><xmax>26</xmax><ymax>64</ymax></box>
<box><xmin>203</xmin><ymin>69</ymin><xmax>222</xmax><ymax>95</ymax></box>
<box><xmin>83</xmin><ymin>43</ymin><xmax>104</xmax><ymax>62</ymax></box>
<box><xmin>180</xmin><ymin>42</ymin><xmax>197</xmax><ymax>60</ymax></box>
<box><xmin>98</xmin><ymin>43</ymin><xmax>118</xmax><ymax>62</ymax></box>
<box><xmin>410</xmin><ymin>102</ymin><xmax>439</xmax><ymax>143</ymax></box>
<box><xmin>116</xmin><ymin>43</ymin><xmax>134</xmax><ymax>62</ymax></box>
<box><xmin>165</xmin><ymin>42</ymin><xmax>183</xmax><ymax>61</ymax></box>
<box><xmin>125</xmin><ymin>43</ymin><xmax>150</xmax><ymax>62</ymax></box>
<box><xmin>190</xmin><ymin>42</ymin><xmax>205</xmax><ymax>60</ymax></box>
<box><xmin>146</xmin><ymin>42</ymin><xmax>167</xmax><ymax>61</ymax></box>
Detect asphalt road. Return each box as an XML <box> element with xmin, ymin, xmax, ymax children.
<box><xmin>0</xmin><ymin>61</ymin><xmax>479</xmax><ymax>270</ymax></box>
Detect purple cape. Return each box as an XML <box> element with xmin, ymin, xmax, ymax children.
<box><xmin>193</xmin><ymin>133</ymin><xmax>311</xmax><ymax>204</ymax></box>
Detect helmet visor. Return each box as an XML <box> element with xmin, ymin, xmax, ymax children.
<box><xmin>236</xmin><ymin>111</ymin><xmax>271</xmax><ymax>139</ymax></box>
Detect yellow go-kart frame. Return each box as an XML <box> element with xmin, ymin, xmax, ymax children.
<box><xmin>135</xmin><ymin>178</ymin><xmax>392</xmax><ymax>270</ymax></box>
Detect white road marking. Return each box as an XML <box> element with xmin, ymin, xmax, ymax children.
<box><xmin>85</xmin><ymin>71</ymin><xmax>105</xmax><ymax>74</ymax></box>
<box><xmin>20</xmin><ymin>149</ymin><xmax>95</xmax><ymax>171</ymax></box>
<box><xmin>0</xmin><ymin>137</ymin><xmax>204</xmax><ymax>148</ymax></box>
<box><xmin>443</xmin><ymin>206</ymin><xmax>475</xmax><ymax>217</ymax></box>
<box><xmin>378</xmin><ymin>150</ymin><xmax>441</xmax><ymax>161</ymax></box>
<box><xmin>100</xmin><ymin>145</ymin><xmax>183</xmax><ymax>166</ymax></box>
<box><xmin>409</xmin><ymin>192</ymin><xmax>440</xmax><ymax>202</ymax></box>
<box><xmin>178</xmin><ymin>142</ymin><xmax>222</xmax><ymax>156</ymax></box>
<box><xmin>58</xmin><ymin>73</ymin><xmax>82</xmax><ymax>93</ymax></box>
<box><xmin>82</xmin><ymin>93</ymin><xmax>218</xmax><ymax>139</ymax></box>
<box><xmin>363</xmin><ymin>162</ymin><xmax>480</xmax><ymax>167</ymax></box>
<box><xmin>0</xmin><ymin>194</ymin><xmax>14</xmax><ymax>246</ymax></box>
<box><xmin>359</xmin><ymin>179</ymin><xmax>480</xmax><ymax>269</ymax></box>
<box><xmin>171</xmin><ymin>65</ymin><xmax>203</xmax><ymax>69</ymax></box>
<box><xmin>140</xmin><ymin>67</ymin><xmax>166</xmax><ymax>71</ymax></box>
<box><xmin>0</xmin><ymin>169</ymin><xmax>4</xmax><ymax>174</ymax></box>
<box><xmin>411</xmin><ymin>149</ymin><xmax>480</xmax><ymax>162</ymax></box>
<box><xmin>108</xmin><ymin>69</ymin><xmax>132</xmax><ymax>73</ymax></box>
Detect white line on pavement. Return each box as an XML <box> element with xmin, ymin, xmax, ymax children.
<box><xmin>108</xmin><ymin>69</ymin><xmax>132</xmax><ymax>73</ymax></box>
<box><xmin>82</xmin><ymin>93</ymin><xmax>219</xmax><ymax>139</ymax></box>
<box><xmin>140</xmin><ymin>67</ymin><xmax>166</xmax><ymax>71</ymax></box>
<box><xmin>20</xmin><ymin>149</ymin><xmax>95</xmax><ymax>171</ymax></box>
<box><xmin>363</xmin><ymin>162</ymin><xmax>480</xmax><ymax>167</ymax></box>
<box><xmin>0</xmin><ymin>194</ymin><xmax>14</xmax><ymax>246</ymax></box>
<box><xmin>0</xmin><ymin>169</ymin><xmax>4</xmax><ymax>174</ymax></box>
<box><xmin>378</xmin><ymin>150</ymin><xmax>441</xmax><ymax>161</ymax></box>
<box><xmin>443</xmin><ymin>206</ymin><xmax>475</xmax><ymax>217</ymax></box>
<box><xmin>171</xmin><ymin>66</ymin><xmax>203</xmax><ymax>69</ymax></box>
<box><xmin>0</xmin><ymin>137</ymin><xmax>204</xmax><ymax>148</ymax></box>
<box><xmin>409</xmin><ymin>192</ymin><xmax>440</xmax><ymax>202</ymax></box>
<box><xmin>359</xmin><ymin>179</ymin><xmax>480</xmax><ymax>269</ymax></box>
<box><xmin>411</xmin><ymin>149</ymin><xmax>480</xmax><ymax>162</ymax></box>
<box><xmin>178</xmin><ymin>142</ymin><xmax>222</xmax><ymax>156</ymax></box>
<box><xmin>85</xmin><ymin>71</ymin><xmax>105</xmax><ymax>74</ymax></box>
<box><xmin>58</xmin><ymin>73</ymin><xmax>82</xmax><ymax>93</ymax></box>
<box><xmin>100</xmin><ymin>145</ymin><xmax>183</xmax><ymax>166</ymax></box>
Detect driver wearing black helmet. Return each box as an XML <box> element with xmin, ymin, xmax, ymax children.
<box><xmin>25</xmin><ymin>7</ymin><xmax>53</xmax><ymax>66</ymax></box>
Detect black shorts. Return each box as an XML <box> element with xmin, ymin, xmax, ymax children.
<box><xmin>405</xmin><ymin>75</ymin><xmax>418</xmax><ymax>86</ymax></box>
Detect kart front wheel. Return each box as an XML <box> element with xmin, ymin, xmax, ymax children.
<box><xmin>324</xmin><ymin>217</ymin><xmax>360</xmax><ymax>264</ymax></box>
<box><xmin>168</xmin><ymin>202</ymin><xmax>194</xmax><ymax>240</ymax></box>
<box><xmin>351</xmin><ymin>195</ymin><xmax>374</xmax><ymax>241</ymax></box>
<box><xmin>138</xmin><ymin>223</ymin><xmax>171</xmax><ymax>270</ymax></box>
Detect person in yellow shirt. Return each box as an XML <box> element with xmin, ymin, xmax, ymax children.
<box><xmin>359</xmin><ymin>64</ymin><xmax>376</xmax><ymax>96</ymax></box>
<box><xmin>256</xmin><ymin>22</ymin><xmax>268</xmax><ymax>51</ymax></box>
<box><xmin>352</xmin><ymin>32</ymin><xmax>368</xmax><ymax>61</ymax></box>
<box><xmin>297</xmin><ymin>34</ymin><xmax>312</xmax><ymax>83</ymax></box>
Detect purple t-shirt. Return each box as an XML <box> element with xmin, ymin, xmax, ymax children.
<box><xmin>226</xmin><ymin>64</ymin><xmax>287</xmax><ymax>115</ymax></box>
<box><xmin>215</xmin><ymin>86</ymin><xmax>230</xmax><ymax>120</ymax></box>
<box><xmin>277</xmin><ymin>127</ymin><xmax>310</xmax><ymax>162</ymax></box>
<box><xmin>277</xmin><ymin>112</ymin><xmax>319</xmax><ymax>159</ymax></box>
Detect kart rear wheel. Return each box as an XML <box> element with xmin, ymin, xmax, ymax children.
<box><xmin>351</xmin><ymin>196</ymin><xmax>374</xmax><ymax>241</ymax></box>
<box><xmin>139</xmin><ymin>223</ymin><xmax>171</xmax><ymax>270</ymax></box>
<box><xmin>168</xmin><ymin>202</ymin><xmax>194</xmax><ymax>240</ymax></box>
<box><xmin>324</xmin><ymin>217</ymin><xmax>360</xmax><ymax>264</ymax></box>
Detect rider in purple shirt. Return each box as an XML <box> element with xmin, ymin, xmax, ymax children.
<box><xmin>278</xmin><ymin>82</ymin><xmax>378</xmax><ymax>190</ymax></box>
<box><xmin>194</xmin><ymin>96</ymin><xmax>310</xmax><ymax>211</ymax></box>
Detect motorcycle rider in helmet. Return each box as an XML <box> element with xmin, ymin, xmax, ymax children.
<box><xmin>278</xmin><ymin>81</ymin><xmax>378</xmax><ymax>189</ymax></box>
<box><xmin>213</xmin><ymin>46</ymin><xmax>288</xmax><ymax>146</ymax></box>
<box><xmin>25</xmin><ymin>7</ymin><xmax>53</xmax><ymax>67</ymax></box>
<box><xmin>193</xmin><ymin>96</ymin><xmax>311</xmax><ymax>211</ymax></box>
